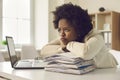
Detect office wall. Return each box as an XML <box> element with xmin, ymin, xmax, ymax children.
<box><xmin>78</xmin><ymin>0</ymin><xmax>120</xmax><ymax>13</ymax></box>
<box><xmin>0</xmin><ymin>0</ymin><xmax>2</xmax><ymax>42</ymax></box>
<box><xmin>34</xmin><ymin>0</ymin><xmax>48</xmax><ymax>49</ymax></box>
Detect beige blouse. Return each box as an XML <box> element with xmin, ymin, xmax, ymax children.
<box><xmin>41</xmin><ymin>29</ymin><xmax>118</xmax><ymax>68</ymax></box>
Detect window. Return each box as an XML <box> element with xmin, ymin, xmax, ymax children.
<box><xmin>2</xmin><ymin>0</ymin><xmax>31</xmax><ymax>45</ymax></box>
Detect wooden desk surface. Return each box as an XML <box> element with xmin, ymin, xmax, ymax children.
<box><xmin>0</xmin><ymin>62</ymin><xmax>120</xmax><ymax>80</ymax></box>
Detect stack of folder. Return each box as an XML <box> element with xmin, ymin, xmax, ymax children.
<box><xmin>44</xmin><ymin>52</ymin><xmax>96</xmax><ymax>75</ymax></box>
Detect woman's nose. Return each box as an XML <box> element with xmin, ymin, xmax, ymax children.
<box><xmin>60</xmin><ymin>30</ymin><xmax>65</xmax><ymax>37</ymax></box>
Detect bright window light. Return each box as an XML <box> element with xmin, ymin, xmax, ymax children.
<box><xmin>2</xmin><ymin>0</ymin><xmax>30</xmax><ymax>44</ymax></box>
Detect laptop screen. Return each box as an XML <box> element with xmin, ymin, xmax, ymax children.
<box><xmin>6</xmin><ymin>36</ymin><xmax>18</xmax><ymax>67</ymax></box>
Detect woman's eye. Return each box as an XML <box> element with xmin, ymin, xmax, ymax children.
<box><xmin>64</xmin><ymin>29</ymin><xmax>70</xmax><ymax>32</ymax></box>
<box><xmin>57</xmin><ymin>28</ymin><xmax>70</xmax><ymax>33</ymax></box>
<box><xmin>58</xmin><ymin>29</ymin><xmax>61</xmax><ymax>32</ymax></box>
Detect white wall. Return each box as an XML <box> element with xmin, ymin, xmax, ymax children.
<box><xmin>34</xmin><ymin>0</ymin><xmax>48</xmax><ymax>49</ymax></box>
<box><xmin>78</xmin><ymin>0</ymin><xmax>120</xmax><ymax>13</ymax></box>
<box><xmin>64</xmin><ymin>0</ymin><xmax>79</xmax><ymax>5</ymax></box>
<box><xmin>0</xmin><ymin>0</ymin><xmax>2</xmax><ymax>48</ymax></box>
<box><xmin>0</xmin><ymin>0</ymin><xmax>2</xmax><ymax>42</ymax></box>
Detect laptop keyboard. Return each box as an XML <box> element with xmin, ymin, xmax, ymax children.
<box><xmin>32</xmin><ymin>60</ymin><xmax>45</xmax><ymax>67</ymax></box>
<box><xmin>15</xmin><ymin>60</ymin><xmax>45</xmax><ymax>67</ymax></box>
<box><xmin>15</xmin><ymin>61</ymin><xmax>32</xmax><ymax>67</ymax></box>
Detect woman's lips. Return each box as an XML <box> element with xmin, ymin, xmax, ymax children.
<box><xmin>60</xmin><ymin>38</ymin><xmax>66</xmax><ymax>41</ymax></box>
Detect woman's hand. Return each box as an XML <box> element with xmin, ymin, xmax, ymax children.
<box><xmin>60</xmin><ymin>39</ymin><xmax>68</xmax><ymax>48</ymax></box>
<box><xmin>60</xmin><ymin>39</ymin><xmax>69</xmax><ymax>52</ymax></box>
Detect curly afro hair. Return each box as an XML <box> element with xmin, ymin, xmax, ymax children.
<box><xmin>52</xmin><ymin>3</ymin><xmax>93</xmax><ymax>42</ymax></box>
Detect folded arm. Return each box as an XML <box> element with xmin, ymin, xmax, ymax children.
<box><xmin>66</xmin><ymin>34</ymin><xmax>105</xmax><ymax>60</ymax></box>
<box><xmin>40</xmin><ymin>39</ymin><xmax>64</xmax><ymax>58</ymax></box>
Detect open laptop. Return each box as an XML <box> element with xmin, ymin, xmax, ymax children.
<box><xmin>6</xmin><ymin>36</ymin><xmax>45</xmax><ymax>69</ymax></box>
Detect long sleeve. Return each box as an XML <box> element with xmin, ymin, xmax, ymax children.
<box><xmin>66</xmin><ymin>34</ymin><xmax>105</xmax><ymax>60</ymax></box>
<box><xmin>41</xmin><ymin>39</ymin><xmax>64</xmax><ymax>58</ymax></box>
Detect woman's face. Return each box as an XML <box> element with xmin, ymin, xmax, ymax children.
<box><xmin>58</xmin><ymin>19</ymin><xmax>78</xmax><ymax>42</ymax></box>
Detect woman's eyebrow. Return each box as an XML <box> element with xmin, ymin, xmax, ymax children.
<box><xmin>64</xmin><ymin>27</ymin><xmax>73</xmax><ymax>29</ymax></box>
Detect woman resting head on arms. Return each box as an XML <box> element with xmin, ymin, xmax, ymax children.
<box><xmin>41</xmin><ymin>3</ymin><xmax>118</xmax><ymax>68</ymax></box>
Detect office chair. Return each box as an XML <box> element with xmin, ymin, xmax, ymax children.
<box><xmin>21</xmin><ymin>44</ymin><xmax>39</xmax><ymax>59</ymax></box>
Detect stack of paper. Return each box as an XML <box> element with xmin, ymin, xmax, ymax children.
<box><xmin>44</xmin><ymin>52</ymin><xmax>96</xmax><ymax>75</ymax></box>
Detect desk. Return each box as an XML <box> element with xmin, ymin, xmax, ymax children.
<box><xmin>0</xmin><ymin>62</ymin><xmax>120</xmax><ymax>80</ymax></box>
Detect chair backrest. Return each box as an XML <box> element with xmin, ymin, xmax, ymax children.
<box><xmin>21</xmin><ymin>44</ymin><xmax>39</xmax><ymax>59</ymax></box>
<box><xmin>0</xmin><ymin>52</ymin><xmax>5</xmax><ymax>62</ymax></box>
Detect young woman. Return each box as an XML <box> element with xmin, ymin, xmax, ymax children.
<box><xmin>41</xmin><ymin>3</ymin><xmax>118</xmax><ymax>68</ymax></box>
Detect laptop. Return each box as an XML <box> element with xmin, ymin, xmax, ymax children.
<box><xmin>6</xmin><ymin>36</ymin><xmax>45</xmax><ymax>69</ymax></box>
